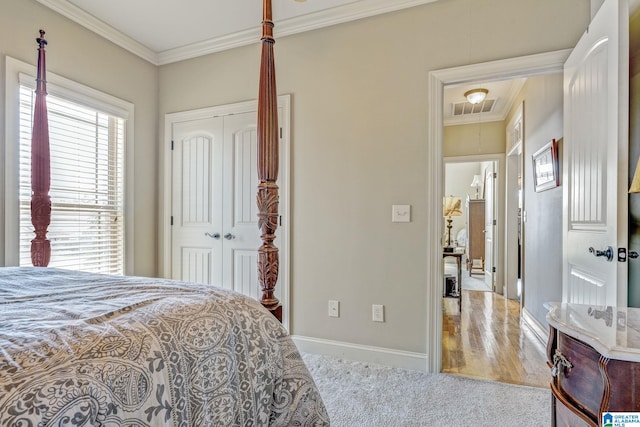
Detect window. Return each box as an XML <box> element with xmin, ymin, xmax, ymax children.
<box><xmin>19</xmin><ymin>87</ymin><xmax>125</xmax><ymax>274</ymax></box>
<box><xmin>5</xmin><ymin>57</ymin><xmax>134</xmax><ymax>274</ymax></box>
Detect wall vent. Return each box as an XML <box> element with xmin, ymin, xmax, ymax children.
<box><xmin>452</xmin><ymin>99</ymin><xmax>496</xmax><ymax>116</ymax></box>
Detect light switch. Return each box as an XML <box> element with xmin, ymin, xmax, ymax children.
<box><xmin>392</xmin><ymin>205</ymin><xmax>411</xmax><ymax>223</ymax></box>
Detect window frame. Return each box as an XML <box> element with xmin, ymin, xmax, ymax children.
<box><xmin>4</xmin><ymin>56</ymin><xmax>134</xmax><ymax>273</ymax></box>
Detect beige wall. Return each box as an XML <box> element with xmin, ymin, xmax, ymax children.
<box><xmin>160</xmin><ymin>0</ymin><xmax>590</xmax><ymax>353</ymax></box>
<box><xmin>0</xmin><ymin>0</ymin><xmax>590</xmax><ymax>358</ymax></box>
<box><xmin>444</xmin><ymin>121</ymin><xmax>506</xmax><ymax>157</ymax></box>
<box><xmin>0</xmin><ymin>0</ymin><xmax>159</xmax><ymax>276</ymax></box>
<box><xmin>506</xmin><ymin>73</ymin><xmax>564</xmax><ymax>326</ymax></box>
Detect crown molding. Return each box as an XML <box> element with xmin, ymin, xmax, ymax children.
<box><xmin>35</xmin><ymin>0</ymin><xmax>159</xmax><ymax>64</ymax></box>
<box><xmin>37</xmin><ymin>0</ymin><xmax>438</xmax><ymax>66</ymax></box>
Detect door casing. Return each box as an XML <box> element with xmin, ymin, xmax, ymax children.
<box><xmin>427</xmin><ymin>50</ymin><xmax>571</xmax><ymax>373</ymax></box>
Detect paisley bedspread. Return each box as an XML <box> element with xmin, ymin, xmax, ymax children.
<box><xmin>0</xmin><ymin>267</ymin><xmax>329</xmax><ymax>426</ymax></box>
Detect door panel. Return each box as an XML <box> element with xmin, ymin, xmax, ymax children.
<box><xmin>223</xmin><ymin>112</ymin><xmax>262</xmax><ymax>294</ymax></box>
<box><xmin>563</xmin><ymin>0</ymin><xmax>629</xmax><ymax>306</ymax></box>
<box><xmin>171</xmin><ymin>117</ymin><xmax>224</xmax><ymax>285</ymax></box>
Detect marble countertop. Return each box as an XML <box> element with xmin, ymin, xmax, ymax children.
<box><xmin>546</xmin><ymin>302</ymin><xmax>640</xmax><ymax>362</ymax></box>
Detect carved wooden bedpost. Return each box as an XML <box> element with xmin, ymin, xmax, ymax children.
<box><xmin>31</xmin><ymin>30</ymin><xmax>51</xmax><ymax>267</ymax></box>
<box><xmin>257</xmin><ymin>0</ymin><xmax>282</xmax><ymax>321</ymax></box>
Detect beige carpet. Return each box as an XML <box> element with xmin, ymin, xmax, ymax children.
<box><xmin>303</xmin><ymin>353</ymin><xmax>549</xmax><ymax>427</ymax></box>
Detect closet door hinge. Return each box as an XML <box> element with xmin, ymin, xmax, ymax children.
<box><xmin>170</xmin><ymin>216</ymin><xmax>174</xmax><ymax>226</ymax></box>
<box><xmin>280</xmin><ymin>127</ymin><xmax>283</xmax><ymax>139</ymax></box>
<box><xmin>171</xmin><ymin>140</ymin><xmax>174</xmax><ymax>150</ymax></box>
<box><xmin>492</xmin><ymin>266</ymin><xmax>496</xmax><ymax>273</ymax></box>
<box><xmin>493</xmin><ymin>219</ymin><xmax>497</xmax><ymax>226</ymax></box>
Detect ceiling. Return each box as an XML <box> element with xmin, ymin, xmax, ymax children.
<box><xmin>443</xmin><ymin>78</ymin><xmax>527</xmax><ymax>126</ymax></box>
<box><xmin>36</xmin><ymin>0</ymin><xmax>524</xmax><ymax>124</ymax></box>
<box><xmin>36</xmin><ymin>0</ymin><xmax>439</xmax><ymax>65</ymax></box>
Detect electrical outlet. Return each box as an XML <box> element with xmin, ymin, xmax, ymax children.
<box><xmin>372</xmin><ymin>304</ymin><xmax>384</xmax><ymax>322</ymax></box>
<box><xmin>328</xmin><ymin>300</ymin><xmax>340</xmax><ymax>317</ymax></box>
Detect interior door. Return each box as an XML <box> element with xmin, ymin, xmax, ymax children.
<box><xmin>484</xmin><ymin>164</ymin><xmax>495</xmax><ymax>290</ymax></box>
<box><xmin>171</xmin><ymin>117</ymin><xmax>225</xmax><ymax>285</ymax></box>
<box><xmin>221</xmin><ymin>112</ymin><xmax>265</xmax><ymax>299</ymax></box>
<box><xmin>563</xmin><ymin>0</ymin><xmax>629</xmax><ymax>307</ymax></box>
<box><xmin>171</xmin><ymin>109</ymin><xmax>286</xmax><ymax>303</ymax></box>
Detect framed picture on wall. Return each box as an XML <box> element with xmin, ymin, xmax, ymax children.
<box><xmin>532</xmin><ymin>139</ymin><xmax>560</xmax><ymax>192</ymax></box>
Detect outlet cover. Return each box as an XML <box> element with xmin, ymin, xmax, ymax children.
<box><xmin>328</xmin><ymin>300</ymin><xmax>340</xmax><ymax>317</ymax></box>
<box><xmin>372</xmin><ymin>304</ymin><xmax>384</xmax><ymax>322</ymax></box>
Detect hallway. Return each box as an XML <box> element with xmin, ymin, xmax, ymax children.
<box><xmin>441</xmin><ymin>289</ymin><xmax>550</xmax><ymax>388</ymax></box>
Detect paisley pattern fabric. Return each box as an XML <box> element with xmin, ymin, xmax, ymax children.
<box><xmin>0</xmin><ymin>267</ymin><xmax>329</xmax><ymax>426</ymax></box>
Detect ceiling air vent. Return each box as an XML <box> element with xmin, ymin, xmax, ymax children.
<box><xmin>452</xmin><ymin>99</ymin><xmax>496</xmax><ymax>116</ymax></box>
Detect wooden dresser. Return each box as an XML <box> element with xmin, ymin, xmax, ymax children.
<box><xmin>546</xmin><ymin>303</ymin><xmax>640</xmax><ymax>426</ymax></box>
<box><xmin>465</xmin><ymin>196</ymin><xmax>485</xmax><ymax>274</ymax></box>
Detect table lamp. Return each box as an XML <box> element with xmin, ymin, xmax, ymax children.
<box><xmin>443</xmin><ymin>196</ymin><xmax>462</xmax><ymax>252</ymax></box>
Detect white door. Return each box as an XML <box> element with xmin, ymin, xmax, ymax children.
<box><xmin>563</xmin><ymin>0</ymin><xmax>629</xmax><ymax>307</ymax></box>
<box><xmin>484</xmin><ymin>164</ymin><xmax>495</xmax><ymax>290</ymax></box>
<box><xmin>171</xmin><ymin>110</ymin><xmax>286</xmax><ymax>303</ymax></box>
<box><xmin>222</xmin><ymin>112</ymin><xmax>268</xmax><ymax>298</ymax></box>
<box><xmin>171</xmin><ymin>117</ymin><xmax>224</xmax><ymax>286</ymax></box>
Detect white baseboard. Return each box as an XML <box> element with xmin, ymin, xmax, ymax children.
<box><xmin>521</xmin><ymin>307</ymin><xmax>549</xmax><ymax>351</ymax></box>
<box><xmin>291</xmin><ymin>335</ymin><xmax>428</xmax><ymax>372</ymax></box>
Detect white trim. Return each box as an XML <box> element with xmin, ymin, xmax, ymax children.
<box><xmin>37</xmin><ymin>0</ymin><xmax>438</xmax><ymax>65</ymax></box>
<box><xmin>291</xmin><ymin>335</ymin><xmax>428</xmax><ymax>372</ymax></box>
<box><xmin>505</xmin><ymin>103</ymin><xmax>524</xmax><ymax>301</ymax></box>
<box><xmin>426</xmin><ymin>50</ymin><xmax>571</xmax><ymax>373</ymax></box>
<box><xmin>521</xmin><ymin>307</ymin><xmax>549</xmax><ymax>349</ymax></box>
<box><xmin>34</xmin><ymin>0</ymin><xmax>158</xmax><ymax>64</ymax></box>
<box><xmin>17</xmin><ymin>73</ymin><xmax>131</xmax><ymax>119</ymax></box>
<box><xmin>4</xmin><ymin>56</ymin><xmax>135</xmax><ymax>272</ymax></box>
<box><xmin>160</xmin><ymin>95</ymin><xmax>291</xmax><ymax>329</ymax></box>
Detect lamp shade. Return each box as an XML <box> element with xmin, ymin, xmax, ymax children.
<box><xmin>631</xmin><ymin>157</ymin><xmax>640</xmax><ymax>193</ymax></box>
<box><xmin>464</xmin><ymin>88</ymin><xmax>488</xmax><ymax>104</ymax></box>
<box><xmin>470</xmin><ymin>175</ymin><xmax>482</xmax><ymax>188</ymax></box>
<box><xmin>443</xmin><ymin>196</ymin><xmax>462</xmax><ymax>217</ymax></box>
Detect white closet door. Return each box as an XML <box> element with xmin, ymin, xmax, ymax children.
<box><xmin>171</xmin><ymin>117</ymin><xmax>224</xmax><ymax>285</ymax></box>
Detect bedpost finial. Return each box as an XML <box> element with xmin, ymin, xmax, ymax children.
<box><xmin>37</xmin><ymin>29</ymin><xmax>47</xmax><ymax>47</ymax></box>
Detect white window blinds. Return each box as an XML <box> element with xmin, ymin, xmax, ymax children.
<box><xmin>19</xmin><ymin>85</ymin><xmax>126</xmax><ymax>275</ymax></box>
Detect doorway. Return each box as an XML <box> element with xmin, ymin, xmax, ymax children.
<box><xmin>505</xmin><ymin>103</ymin><xmax>524</xmax><ymax>304</ymax></box>
<box><xmin>425</xmin><ymin>50</ymin><xmax>571</xmax><ymax>373</ymax></box>
<box><xmin>443</xmin><ymin>157</ymin><xmax>500</xmax><ymax>296</ymax></box>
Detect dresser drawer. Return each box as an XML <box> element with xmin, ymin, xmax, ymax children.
<box><xmin>556</xmin><ymin>332</ymin><xmax>603</xmax><ymax>420</ymax></box>
<box><xmin>551</xmin><ymin>382</ymin><xmax>596</xmax><ymax>427</ymax></box>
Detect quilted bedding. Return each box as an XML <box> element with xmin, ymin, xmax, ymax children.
<box><xmin>0</xmin><ymin>267</ymin><xmax>329</xmax><ymax>426</ymax></box>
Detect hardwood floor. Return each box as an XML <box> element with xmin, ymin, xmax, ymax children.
<box><xmin>442</xmin><ymin>290</ymin><xmax>550</xmax><ymax>388</ymax></box>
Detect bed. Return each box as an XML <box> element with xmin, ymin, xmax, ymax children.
<box><xmin>1</xmin><ymin>1</ymin><xmax>329</xmax><ymax>425</ymax></box>
<box><xmin>0</xmin><ymin>267</ymin><xmax>327</xmax><ymax>425</ymax></box>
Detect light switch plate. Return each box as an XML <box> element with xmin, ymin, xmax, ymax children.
<box><xmin>392</xmin><ymin>205</ymin><xmax>411</xmax><ymax>223</ymax></box>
